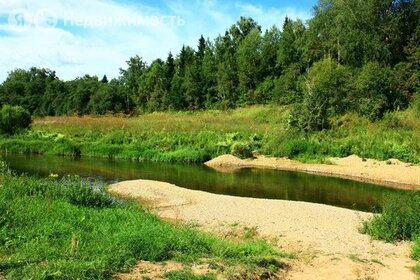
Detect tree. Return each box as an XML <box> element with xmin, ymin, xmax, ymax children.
<box><xmin>290</xmin><ymin>58</ymin><xmax>353</xmax><ymax>131</ymax></box>
<box><xmin>119</xmin><ymin>56</ymin><xmax>147</xmax><ymax>112</ymax></box>
<box><xmin>137</xmin><ymin>59</ymin><xmax>167</xmax><ymax>112</ymax></box>
<box><xmin>201</xmin><ymin>40</ymin><xmax>218</xmax><ymax>107</ymax></box>
<box><xmin>169</xmin><ymin>46</ymin><xmax>195</xmax><ymax>110</ymax></box>
<box><xmin>278</xmin><ymin>18</ymin><xmax>306</xmax><ymax>71</ymax></box>
<box><xmin>306</xmin><ymin>0</ymin><xmax>418</xmax><ymax>67</ymax></box>
<box><xmin>88</xmin><ymin>80</ymin><xmax>126</xmax><ymax>115</ymax></box>
<box><xmin>354</xmin><ymin>61</ymin><xmax>401</xmax><ymax>121</ymax></box>
<box><xmin>165</xmin><ymin>52</ymin><xmax>176</xmax><ymax>87</ymax></box>
<box><xmin>0</xmin><ymin>69</ymin><xmax>28</xmax><ymax>107</ymax></box>
<box><xmin>101</xmin><ymin>75</ymin><xmax>109</xmax><ymax>83</ymax></box>
<box><xmin>229</xmin><ymin>17</ymin><xmax>261</xmax><ymax>46</ymax></box>
<box><xmin>236</xmin><ymin>28</ymin><xmax>262</xmax><ymax>105</ymax></box>
<box><xmin>261</xmin><ymin>26</ymin><xmax>281</xmax><ymax>78</ymax></box>
<box><xmin>197</xmin><ymin>35</ymin><xmax>206</xmax><ymax>61</ymax></box>
<box><xmin>1</xmin><ymin>68</ymin><xmax>56</xmax><ymax>115</ymax></box>
<box><xmin>162</xmin><ymin>52</ymin><xmax>176</xmax><ymax>109</ymax></box>
<box><xmin>0</xmin><ymin>85</ymin><xmax>4</xmax><ymax>107</ymax></box>
<box><xmin>38</xmin><ymin>79</ymin><xmax>68</xmax><ymax>116</ymax></box>
<box><xmin>0</xmin><ymin>105</ymin><xmax>31</xmax><ymax>135</ymax></box>
<box><xmin>183</xmin><ymin>61</ymin><xmax>203</xmax><ymax>110</ymax></box>
<box><xmin>66</xmin><ymin>75</ymin><xmax>101</xmax><ymax>115</ymax></box>
<box><xmin>272</xmin><ymin>64</ymin><xmax>303</xmax><ymax>105</ymax></box>
<box><xmin>215</xmin><ymin>33</ymin><xmax>238</xmax><ymax>108</ymax></box>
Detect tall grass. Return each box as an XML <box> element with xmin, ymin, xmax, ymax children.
<box><xmin>361</xmin><ymin>192</ymin><xmax>420</xmax><ymax>275</ymax></box>
<box><xmin>0</xmin><ymin>106</ymin><xmax>418</xmax><ymax>163</ymax></box>
<box><xmin>0</xmin><ymin>171</ymin><xmax>287</xmax><ymax>279</ymax></box>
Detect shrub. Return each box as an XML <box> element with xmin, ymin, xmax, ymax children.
<box><xmin>231</xmin><ymin>142</ymin><xmax>253</xmax><ymax>159</ymax></box>
<box><xmin>413</xmin><ymin>235</ymin><xmax>420</xmax><ymax>260</ymax></box>
<box><xmin>289</xmin><ymin>58</ymin><xmax>353</xmax><ymax>132</ymax></box>
<box><xmin>272</xmin><ymin>64</ymin><xmax>303</xmax><ymax>105</ymax></box>
<box><xmin>361</xmin><ymin>192</ymin><xmax>420</xmax><ymax>242</ymax></box>
<box><xmin>413</xmin><ymin>94</ymin><xmax>420</xmax><ymax>118</ymax></box>
<box><xmin>354</xmin><ymin>62</ymin><xmax>402</xmax><ymax>121</ymax></box>
<box><xmin>0</xmin><ymin>105</ymin><xmax>31</xmax><ymax>135</ymax></box>
<box><xmin>361</xmin><ymin>192</ymin><xmax>420</xmax><ymax>274</ymax></box>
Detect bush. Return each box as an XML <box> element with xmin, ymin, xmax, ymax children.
<box><xmin>231</xmin><ymin>142</ymin><xmax>253</xmax><ymax>159</ymax></box>
<box><xmin>289</xmin><ymin>58</ymin><xmax>353</xmax><ymax>132</ymax></box>
<box><xmin>354</xmin><ymin>62</ymin><xmax>403</xmax><ymax>121</ymax></box>
<box><xmin>272</xmin><ymin>64</ymin><xmax>303</xmax><ymax>105</ymax></box>
<box><xmin>0</xmin><ymin>105</ymin><xmax>31</xmax><ymax>135</ymax></box>
<box><xmin>413</xmin><ymin>94</ymin><xmax>420</xmax><ymax>118</ymax></box>
<box><xmin>361</xmin><ymin>192</ymin><xmax>420</xmax><ymax>274</ymax></box>
<box><xmin>361</xmin><ymin>193</ymin><xmax>420</xmax><ymax>242</ymax></box>
<box><xmin>413</xmin><ymin>235</ymin><xmax>420</xmax><ymax>261</ymax></box>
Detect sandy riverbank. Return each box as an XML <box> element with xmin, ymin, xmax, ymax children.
<box><xmin>109</xmin><ymin>180</ymin><xmax>416</xmax><ymax>280</ymax></box>
<box><xmin>205</xmin><ymin>154</ymin><xmax>420</xmax><ymax>190</ymax></box>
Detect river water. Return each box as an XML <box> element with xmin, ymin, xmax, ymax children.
<box><xmin>2</xmin><ymin>154</ymin><xmax>406</xmax><ymax>212</ymax></box>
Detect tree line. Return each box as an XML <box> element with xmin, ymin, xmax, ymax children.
<box><xmin>0</xmin><ymin>0</ymin><xmax>418</xmax><ymax>131</ymax></box>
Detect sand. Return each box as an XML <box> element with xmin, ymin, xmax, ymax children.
<box><xmin>205</xmin><ymin>154</ymin><xmax>420</xmax><ymax>190</ymax></box>
<box><xmin>109</xmin><ymin>180</ymin><xmax>416</xmax><ymax>280</ymax></box>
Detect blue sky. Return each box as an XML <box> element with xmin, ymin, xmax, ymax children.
<box><xmin>0</xmin><ymin>0</ymin><xmax>317</xmax><ymax>82</ymax></box>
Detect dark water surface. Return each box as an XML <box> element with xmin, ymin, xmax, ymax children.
<box><xmin>2</xmin><ymin>154</ymin><xmax>406</xmax><ymax>212</ymax></box>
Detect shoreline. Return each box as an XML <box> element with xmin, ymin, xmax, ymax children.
<box><xmin>205</xmin><ymin>154</ymin><xmax>420</xmax><ymax>191</ymax></box>
<box><xmin>109</xmin><ymin>180</ymin><xmax>415</xmax><ymax>280</ymax></box>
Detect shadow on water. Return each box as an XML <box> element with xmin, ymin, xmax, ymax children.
<box><xmin>2</xmin><ymin>154</ymin><xmax>407</xmax><ymax>212</ymax></box>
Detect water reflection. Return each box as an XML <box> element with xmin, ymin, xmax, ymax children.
<box><xmin>2</xmin><ymin>154</ymin><xmax>407</xmax><ymax>212</ymax></box>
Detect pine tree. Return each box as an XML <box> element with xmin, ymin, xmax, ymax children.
<box><xmin>236</xmin><ymin>28</ymin><xmax>262</xmax><ymax>105</ymax></box>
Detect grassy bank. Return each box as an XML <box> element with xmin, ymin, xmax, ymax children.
<box><xmin>0</xmin><ymin>169</ymin><xmax>289</xmax><ymax>279</ymax></box>
<box><xmin>0</xmin><ymin>106</ymin><xmax>419</xmax><ymax>164</ymax></box>
<box><xmin>361</xmin><ymin>192</ymin><xmax>420</xmax><ymax>275</ymax></box>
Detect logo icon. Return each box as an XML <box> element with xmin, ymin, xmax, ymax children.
<box><xmin>34</xmin><ymin>9</ymin><xmax>58</xmax><ymax>31</ymax></box>
<box><xmin>8</xmin><ymin>9</ymin><xmax>58</xmax><ymax>32</ymax></box>
<box><xmin>8</xmin><ymin>9</ymin><xmax>32</xmax><ymax>32</ymax></box>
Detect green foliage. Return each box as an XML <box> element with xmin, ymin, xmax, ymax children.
<box><xmin>361</xmin><ymin>193</ymin><xmax>420</xmax><ymax>242</ymax></box>
<box><xmin>277</xmin><ymin>18</ymin><xmax>305</xmax><ymax>70</ymax></box>
<box><xmin>0</xmin><ymin>2</ymin><xmax>418</xmax><ymax>119</ymax></box>
<box><xmin>412</xmin><ymin>236</ymin><xmax>420</xmax><ymax>261</ymax></box>
<box><xmin>236</xmin><ymin>28</ymin><xmax>262</xmax><ymax>105</ymax></box>
<box><xmin>413</xmin><ymin>94</ymin><xmax>420</xmax><ymax>118</ymax></box>
<box><xmin>361</xmin><ymin>192</ymin><xmax>420</xmax><ymax>272</ymax></box>
<box><xmin>231</xmin><ymin>143</ymin><xmax>253</xmax><ymax>159</ymax></box>
<box><xmin>0</xmin><ymin>105</ymin><xmax>31</xmax><ymax>135</ymax></box>
<box><xmin>290</xmin><ymin>58</ymin><xmax>352</xmax><ymax>132</ymax></box>
<box><xmin>263</xmin><ymin>109</ymin><xmax>420</xmax><ymax>163</ymax></box>
<box><xmin>354</xmin><ymin>62</ymin><xmax>403</xmax><ymax>121</ymax></box>
<box><xmin>0</xmin><ymin>106</ymin><xmax>419</xmax><ymax>164</ymax></box>
<box><xmin>272</xmin><ymin>64</ymin><xmax>302</xmax><ymax>105</ymax></box>
<box><xmin>165</xmin><ymin>270</ymin><xmax>216</xmax><ymax>280</ymax></box>
<box><xmin>0</xmin><ymin>173</ymin><xmax>286</xmax><ymax>279</ymax></box>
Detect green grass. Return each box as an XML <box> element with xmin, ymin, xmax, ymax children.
<box><xmin>0</xmin><ymin>171</ymin><xmax>288</xmax><ymax>279</ymax></box>
<box><xmin>348</xmin><ymin>254</ymin><xmax>369</xmax><ymax>264</ymax></box>
<box><xmin>0</xmin><ymin>105</ymin><xmax>419</xmax><ymax>164</ymax></box>
<box><xmin>164</xmin><ymin>270</ymin><xmax>216</xmax><ymax>280</ymax></box>
<box><xmin>361</xmin><ymin>192</ymin><xmax>420</xmax><ymax>275</ymax></box>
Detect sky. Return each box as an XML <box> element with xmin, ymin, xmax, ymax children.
<box><xmin>0</xmin><ymin>0</ymin><xmax>317</xmax><ymax>82</ymax></box>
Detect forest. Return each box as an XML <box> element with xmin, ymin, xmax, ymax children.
<box><xmin>0</xmin><ymin>0</ymin><xmax>418</xmax><ymax>132</ymax></box>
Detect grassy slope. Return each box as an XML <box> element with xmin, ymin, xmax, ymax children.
<box><xmin>0</xmin><ymin>105</ymin><xmax>419</xmax><ymax>163</ymax></box>
<box><xmin>0</xmin><ymin>172</ymin><xmax>288</xmax><ymax>279</ymax></box>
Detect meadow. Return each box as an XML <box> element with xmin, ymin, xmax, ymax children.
<box><xmin>0</xmin><ymin>168</ymin><xmax>289</xmax><ymax>279</ymax></box>
<box><xmin>0</xmin><ymin>105</ymin><xmax>419</xmax><ymax>164</ymax></box>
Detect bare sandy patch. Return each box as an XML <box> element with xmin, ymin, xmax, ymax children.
<box><xmin>109</xmin><ymin>180</ymin><xmax>416</xmax><ymax>280</ymax></box>
<box><xmin>115</xmin><ymin>260</ymin><xmax>217</xmax><ymax>280</ymax></box>
<box><xmin>205</xmin><ymin>155</ymin><xmax>420</xmax><ymax>190</ymax></box>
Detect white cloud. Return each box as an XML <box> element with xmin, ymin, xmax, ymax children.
<box><xmin>0</xmin><ymin>0</ymin><xmax>311</xmax><ymax>82</ymax></box>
